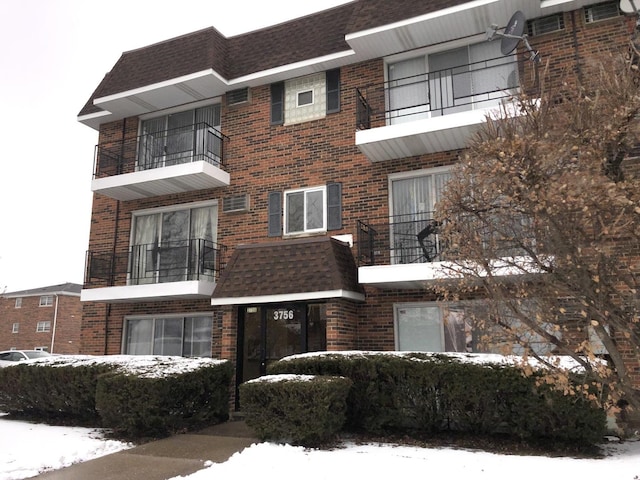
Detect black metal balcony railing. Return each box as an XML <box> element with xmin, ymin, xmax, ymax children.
<box><xmin>84</xmin><ymin>239</ymin><xmax>226</xmax><ymax>288</ymax></box>
<box><xmin>357</xmin><ymin>212</ymin><xmax>536</xmax><ymax>267</ymax></box>
<box><xmin>356</xmin><ymin>55</ymin><xmax>526</xmax><ymax>130</ymax></box>
<box><xmin>93</xmin><ymin>122</ymin><xmax>229</xmax><ymax>179</ymax></box>
<box><xmin>357</xmin><ymin>213</ymin><xmax>442</xmax><ymax>267</ymax></box>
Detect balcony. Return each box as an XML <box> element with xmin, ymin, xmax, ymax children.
<box><xmin>355</xmin><ymin>56</ymin><xmax>530</xmax><ymax>161</ymax></box>
<box><xmin>356</xmin><ymin>213</ymin><xmax>539</xmax><ymax>289</ymax></box>
<box><xmin>91</xmin><ymin>122</ymin><xmax>230</xmax><ymax>201</ymax></box>
<box><xmin>81</xmin><ymin>239</ymin><xmax>227</xmax><ymax>302</ymax></box>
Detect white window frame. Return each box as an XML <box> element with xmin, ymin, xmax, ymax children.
<box><xmin>128</xmin><ymin>200</ymin><xmax>218</xmax><ymax>285</ymax></box>
<box><xmin>297</xmin><ymin>89</ymin><xmax>314</xmax><ymax>107</ymax></box>
<box><xmin>384</xmin><ymin>34</ymin><xmax>518</xmax><ymax>123</ymax></box>
<box><xmin>122</xmin><ymin>313</ymin><xmax>214</xmax><ymax>357</ymax></box>
<box><xmin>14</xmin><ymin>298</ymin><xmax>22</xmax><ymax>308</ymax></box>
<box><xmin>283</xmin><ymin>185</ymin><xmax>327</xmax><ymax>235</ymax></box>
<box><xmin>12</xmin><ymin>323</ymin><xmax>19</xmax><ymax>333</ymax></box>
<box><xmin>36</xmin><ymin>321</ymin><xmax>51</xmax><ymax>333</ymax></box>
<box><xmin>137</xmin><ymin>101</ymin><xmax>222</xmax><ymax>170</ymax></box>
<box><xmin>39</xmin><ymin>295</ymin><xmax>54</xmax><ymax>307</ymax></box>
<box><xmin>394</xmin><ymin>303</ymin><xmax>446</xmax><ymax>352</ymax></box>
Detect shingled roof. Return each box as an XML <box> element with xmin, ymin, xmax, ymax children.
<box><xmin>2</xmin><ymin>282</ymin><xmax>82</xmax><ymax>298</ymax></box>
<box><xmin>78</xmin><ymin>0</ymin><xmax>476</xmax><ymax>118</ymax></box>
<box><xmin>211</xmin><ymin>237</ymin><xmax>365</xmax><ymax>305</ymax></box>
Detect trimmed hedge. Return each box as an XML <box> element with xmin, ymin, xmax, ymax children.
<box><xmin>96</xmin><ymin>360</ymin><xmax>233</xmax><ymax>439</ymax></box>
<box><xmin>0</xmin><ymin>360</ymin><xmax>115</xmax><ymax>422</ymax></box>
<box><xmin>0</xmin><ymin>356</ymin><xmax>234</xmax><ymax>439</ymax></box>
<box><xmin>240</xmin><ymin>374</ymin><xmax>352</xmax><ymax>446</ymax></box>
<box><xmin>267</xmin><ymin>352</ymin><xmax>606</xmax><ymax>446</ymax></box>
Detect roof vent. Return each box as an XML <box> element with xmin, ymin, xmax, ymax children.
<box><xmin>227</xmin><ymin>87</ymin><xmax>249</xmax><ymax>106</ymax></box>
<box><xmin>223</xmin><ymin>194</ymin><xmax>250</xmax><ymax>213</ymax></box>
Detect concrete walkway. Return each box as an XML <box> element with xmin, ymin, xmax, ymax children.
<box><xmin>33</xmin><ymin>421</ymin><xmax>258</xmax><ymax>480</ymax></box>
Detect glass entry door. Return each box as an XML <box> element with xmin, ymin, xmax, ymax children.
<box><xmin>239</xmin><ymin>304</ymin><xmax>306</xmax><ymax>384</ymax></box>
<box><xmin>237</xmin><ymin>303</ymin><xmax>326</xmax><ymax>391</ymax></box>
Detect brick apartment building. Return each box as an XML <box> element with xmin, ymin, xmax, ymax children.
<box><xmin>0</xmin><ymin>283</ymin><xmax>82</xmax><ymax>354</ymax></box>
<box><xmin>77</xmin><ymin>0</ymin><xmax>639</xmax><ymax>401</ymax></box>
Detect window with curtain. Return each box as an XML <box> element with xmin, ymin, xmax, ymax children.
<box><xmin>387</xmin><ymin>40</ymin><xmax>518</xmax><ymax>123</ymax></box>
<box><xmin>124</xmin><ymin>315</ymin><xmax>213</xmax><ymax>357</ymax></box>
<box><xmin>129</xmin><ymin>204</ymin><xmax>217</xmax><ymax>284</ymax></box>
<box><xmin>137</xmin><ymin>105</ymin><xmax>221</xmax><ymax>170</ymax></box>
<box><xmin>394</xmin><ymin>300</ymin><xmax>557</xmax><ymax>354</ymax></box>
<box><xmin>390</xmin><ymin>169</ymin><xmax>451</xmax><ymax>263</ymax></box>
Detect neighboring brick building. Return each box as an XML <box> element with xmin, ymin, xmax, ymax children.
<box><xmin>77</xmin><ymin>0</ymin><xmax>639</xmax><ymax>402</ymax></box>
<box><xmin>0</xmin><ymin>283</ymin><xmax>82</xmax><ymax>354</ymax></box>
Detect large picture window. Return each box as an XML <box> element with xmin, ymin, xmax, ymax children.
<box><xmin>395</xmin><ymin>300</ymin><xmax>558</xmax><ymax>355</ymax></box>
<box><xmin>390</xmin><ymin>168</ymin><xmax>451</xmax><ymax>263</ymax></box>
<box><xmin>129</xmin><ymin>203</ymin><xmax>217</xmax><ymax>285</ymax></box>
<box><xmin>124</xmin><ymin>315</ymin><xmax>213</xmax><ymax>357</ymax></box>
<box><xmin>137</xmin><ymin>104</ymin><xmax>221</xmax><ymax>170</ymax></box>
<box><xmin>387</xmin><ymin>40</ymin><xmax>517</xmax><ymax>124</ymax></box>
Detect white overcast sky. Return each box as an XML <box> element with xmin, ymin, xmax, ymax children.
<box><xmin>0</xmin><ymin>0</ymin><xmax>352</xmax><ymax>292</ymax></box>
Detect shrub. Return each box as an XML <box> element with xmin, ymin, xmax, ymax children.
<box><xmin>0</xmin><ymin>358</ymin><xmax>116</xmax><ymax>423</ymax></box>
<box><xmin>268</xmin><ymin>352</ymin><xmax>606</xmax><ymax>446</ymax></box>
<box><xmin>240</xmin><ymin>374</ymin><xmax>352</xmax><ymax>447</ymax></box>
<box><xmin>95</xmin><ymin>359</ymin><xmax>233</xmax><ymax>439</ymax></box>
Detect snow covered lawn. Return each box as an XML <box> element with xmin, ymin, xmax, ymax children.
<box><xmin>1</xmin><ymin>412</ymin><xmax>639</xmax><ymax>480</ymax></box>
<box><xmin>0</xmin><ymin>413</ymin><xmax>132</xmax><ymax>480</ymax></box>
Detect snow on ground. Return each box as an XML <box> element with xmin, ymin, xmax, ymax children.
<box><xmin>170</xmin><ymin>440</ymin><xmax>640</xmax><ymax>480</ymax></box>
<box><xmin>1</xmin><ymin>412</ymin><xmax>639</xmax><ymax>480</ymax></box>
<box><xmin>0</xmin><ymin>413</ymin><xmax>132</xmax><ymax>480</ymax></box>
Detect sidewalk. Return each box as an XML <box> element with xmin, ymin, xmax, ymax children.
<box><xmin>33</xmin><ymin>420</ymin><xmax>258</xmax><ymax>480</ymax></box>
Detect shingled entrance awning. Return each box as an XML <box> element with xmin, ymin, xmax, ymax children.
<box><xmin>211</xmin><ymin>236</ymin><xmax>365</xmax><ymax>305</ymax></box>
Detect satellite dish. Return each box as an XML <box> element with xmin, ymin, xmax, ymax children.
<box><xmin>501</xmin><ymin>11</ymin><xmax>526</xmax><ymax>55</ymax></box>
<box><xmin>486</xmin><ymin>11</ymin><xmax>540</xmax><ymax>63</ymax></box>
<box><xmin>620</xmin><ymin>0</ymin><xmax>639</xmax><ymax>14</ymax></box>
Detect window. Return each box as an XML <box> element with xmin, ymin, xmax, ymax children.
<box><xmin>12</xmin><ymin>323</ymin><xmax>19</xmax><ymax>333</ymax></box>
<box><xmin>297</xmin><ymin>90</ymin><xmax>314</xmax><ymax>107</ymax></box>
<box><xmin>390</xmin><ymin>168</ymin><xmax>451</xmax><ymax>263</ymax></box>
<box><xmin>129</xmin><ymin>203</ymin><xmax>218</xmax><ymax>285</ymax></box>
<box><xmin>285</xmin><ymin>186</ymin><xmax>326</xmax><ymax>234</ymax></box>
<box><xmin>387</xmin><ymin>40</ymin><xmax>518</xmax><ymax>124</ymax></box>
<box><xmin>36</xmin><ymin>321</ymin><xmax>51</xmax><ymax>333</ymax></box>
<box><xmin>268</xmin><ymin>183</ymin><xmax>342</xmax><ymax>236</ymax></box>
<box><xmin>271</xmin><ymin>69</ymin><xmax>340</xmax><ymax>125</ymax></box>
<box><xmin>395</xmin><ymin>300</ymin><xmax>558</xmax><ymax>355</ymax></box>
<box><xmin>14</xmin><ymin>298</ymin><xmax>22</xmax><ymax>308</ymax></box>
<box><xmin>39</xmin><ymin>295</ymin><xmax>54</xmax><ymax>307</ymax></box>
<box><xmin>137</xmin><ymin>104</ymin><xmax>222</xmax><ymax>170</ymax></box>
<box><xmin>124</xmin><ymin>315</ymin><xmax>213</xmax><ymax>357</ymax></box>
<box><xmin>585</xmin><ymin>1</ymin><xmax>620</xmax><ymax>22</ymax></box>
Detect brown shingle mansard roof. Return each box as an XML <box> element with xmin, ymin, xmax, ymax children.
<box><xmin>211</xmin><ymin>237</ymin><xmax>364</xmax><ymax>304</ymax></box>
<box><xmin>78</xmin><ymin>0</ymin><xmax>472</xmax><ymax>117</ymax></box>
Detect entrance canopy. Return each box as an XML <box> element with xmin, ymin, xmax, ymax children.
<box><xmin>211</xmin><ymin>236</ymin><xmax>365</xmax><ymax>305</ymax></box>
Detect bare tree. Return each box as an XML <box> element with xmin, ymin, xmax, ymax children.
<box><xmin>436</xmin><ymin>55</ymin><xmax>640</xmax><ymax>413</ymax></box>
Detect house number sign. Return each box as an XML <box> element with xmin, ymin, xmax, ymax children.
<box><xmin>273</xmin><ymin>309</ymin><xmax>295</xmax><ymax>321</ymax></box>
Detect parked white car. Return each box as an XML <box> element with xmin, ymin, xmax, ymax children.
<box><xmin>0</xmin><ymin>350</ymin><xmax>51</xmax><ymax>367</ymax></box>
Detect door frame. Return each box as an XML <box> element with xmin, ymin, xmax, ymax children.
<box><xmin>235</xmin><ymin>302</ymin><xmax>309</xmax><ymax>410</ymax></box>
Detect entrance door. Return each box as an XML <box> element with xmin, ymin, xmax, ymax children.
<box><xmin>239</xmin><ymin>304</ymin><xmax>306</xmax><ymax>384</ymax></box>
<box><xmin>237</xmin><ymin>303</ymin><xmax>326</xmax><ymax>387</ymax></box>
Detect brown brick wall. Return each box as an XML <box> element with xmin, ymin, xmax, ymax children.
<box><xmin>0</xmin><ymin>294</ymin><xmax>82</xmax><ymax>354</ymax></box>
<box><xmin>79</xmin><ymin>9</ymin><xmax>639</xmax><ymax>389</ymax></box>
